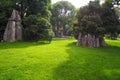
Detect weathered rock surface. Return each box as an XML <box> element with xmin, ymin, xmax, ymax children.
<box><xmin>3</xmin><ymin>10</ymin><xmax>22</xmax><ymax>42</ymax></box>
<box><xmin>77</xmin><ymin>32</ymin><xmax>107</xmax><ymax>48</ymax></box>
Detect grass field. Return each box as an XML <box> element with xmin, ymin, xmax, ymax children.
<box><xmin>0</xmin><ymin>39</ymin><xmax>120</xmax><ymax>80</ymax></box>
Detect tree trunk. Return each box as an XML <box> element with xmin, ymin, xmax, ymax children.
<box><xmin>99</xmin><ymin>37</ymin><xmax>107</xmax><ymax>47</ymax></box>
<box><xmin>77</xmin><ymin>32</ymin><xmax>82</xmax><ymax>46</ymax></box>
<box><xmin>77</xmin><ymin>32</ymin><xmax>107</xmax><ymax>48</ymax></box>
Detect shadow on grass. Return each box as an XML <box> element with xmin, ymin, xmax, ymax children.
<box><xmin>53</xmin><ymin>42</ymin><xmax>120</xmax><ymax>80</ymax></box>
<box><xmin>0</xmin><ymin>41</ymin><xmax>50</xmax><ymax>49</ymax></box>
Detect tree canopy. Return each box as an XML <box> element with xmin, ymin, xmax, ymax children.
<box><xmin>102</xmin><ymin>1</ymin><xmax>119</xmax><ymax>39</ymax></box>
<box><xmin>51</xmin><ymin>1</ymin><xmax>75</xmax><ymax>37</ymax></box>
<box><xmin>21</xmin><ymin>0</ymin><xmax>53</xmax><ymax>41</ymax></box>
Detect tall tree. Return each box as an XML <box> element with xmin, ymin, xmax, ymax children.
<box><xmin>102</xmin><ymin>1</ymin><xmax>119</xmax><ymax>40</ymax></box>
<box><xmin>51</xmin><ymin>1</ymin><xmax>75</xmax><ymax>37</ymax></box>
<box><xmin>75</xmin><ymin>1</ymin><xmax>107</xmax><ymax>47</ymax></box>
<box><xmin>22</xmin><ymin>0</ymin><xmax>53</xmax><ymax>41</ymax></box>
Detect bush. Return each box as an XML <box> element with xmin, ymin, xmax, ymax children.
<box><xmin>23</xmin><ymin>15</ymin><xmax>54</xmax><ymax>42</ymax></box>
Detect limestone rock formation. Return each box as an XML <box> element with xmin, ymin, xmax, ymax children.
<box><xmin>77</xmin><ymin>32</ymin><xmax>107</xmax><ymax>48</ymax></box>
<box><xmin>3</xmin><ymin>10</ymin><xmax>22</xmax><ymax>42</ymax></box>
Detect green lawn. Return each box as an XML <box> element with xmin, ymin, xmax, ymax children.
<box><xmin>0</xmin><ymin>39</ymin><xmax>120</xmax><ymax>80</ymax></box>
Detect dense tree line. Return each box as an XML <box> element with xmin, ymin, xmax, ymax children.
<box><xmin>51</xmin><ymin>1</ymin><xmax>75</xmax><ymax>37</ymax></box>
<box><xmin>0</xmin><ymin>0</ymin><xmax>120</xmax><ymax>47</ymax></box>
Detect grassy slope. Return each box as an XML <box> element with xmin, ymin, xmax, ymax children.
<box><xmin>0</xmin><ymin>39</ymin><xmax>120</xmax><ymax>80</ymax></box>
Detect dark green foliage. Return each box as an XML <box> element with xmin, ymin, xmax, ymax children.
<box><xmin>51</xmin><ymin>1</ymin><xmax>75</xmax><ymax>37</ymax></box>
<box><xmin>76</xmin><ymin>1</ymin><xmax>104</xmax><ymax>37</ymax></box>
<box><xmin>74</xmin><ymin>0</ymin><xmax>119</xmax><ymax>40</ymax></box>
<box><xmin>23</xmin><ymin>15</ymin><xmax>53</xmax><ymax>42</ymax></box>
<box><xmin>21</xmin><ymin>0</ymin><xmax>53</xmax><ymax>41</ymax></box>
<box><xmin>102</xmin><ymin>1</ymin><xmax>119</xmax><ymax>40</ymax></box>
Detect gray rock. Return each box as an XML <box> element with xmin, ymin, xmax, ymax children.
<box><xmin>3</xmin><ymin>10</ymin><xmax>22</xmax><ymax>42</ymax></box>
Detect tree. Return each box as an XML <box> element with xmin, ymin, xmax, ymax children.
<box><xmin>51</xmin><ymin>1</ymin><xmax>75</xmax><ymax>37</ymax></box>
<box><xmin>75</xmin><ymin>1</ymin><xmax>107</xmax><ymax>47</ymax></box>
<box><xmin>23</xmin><ymin>15</ymin><xmax>53</xmax><ymax>42</ymax></box>
<box><xmin>22</xmin><ymin>0</ymin><xmax>53</xmax><ymax>41</ymax></box>
<box><xmin>102</xmin><ymin>1</ymin><xmax>119</xmax><ymax>40</ymax></box>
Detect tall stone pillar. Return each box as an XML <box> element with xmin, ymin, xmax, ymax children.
<box><xmin>3</xmin><ymin>10</ymin><xmax>22</xmax><ymax>42</ymax></box>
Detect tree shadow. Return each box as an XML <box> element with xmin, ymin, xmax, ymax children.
<box><xmin>0</xmin><ymin>41</ymin><xmax>50</xmax><ymax>50</ymax></box>
<box><xmin>53</xmin><ymin>42</ymin><xmax>120</xmax><ymax>80</ymax></box>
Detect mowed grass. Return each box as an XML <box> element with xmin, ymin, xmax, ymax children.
<box><xmin>0</xmin><ymin>39</ymin><xmax>120</xmax><ymax>80</ymax></box>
